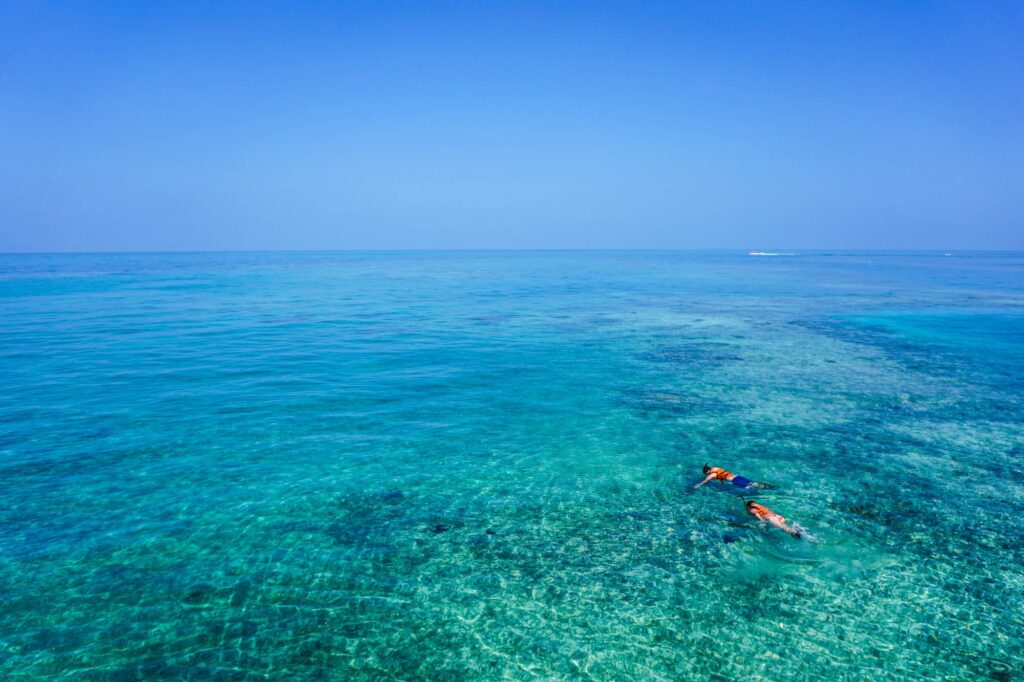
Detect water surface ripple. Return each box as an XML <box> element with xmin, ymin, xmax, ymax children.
<box><xmin>1</xmin><ymin>251</ymin><xmax>1022</xmax><ymax>680</ymax></box>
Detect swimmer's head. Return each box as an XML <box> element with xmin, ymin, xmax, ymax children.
<box><xmin>702</xmin><ymin>463</ymin><xmax>711</xmax><ymax>475</ymax></box>
<box><xmin>745</xmin><ymin>500</ymin><xmax>756</xmax><ymax>510</ymax></box>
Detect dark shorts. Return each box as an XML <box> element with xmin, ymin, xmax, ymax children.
<box><xmin>731</xmin><ymin>476</ymin><xmax>753</xmax><ymax>488</ymax></box>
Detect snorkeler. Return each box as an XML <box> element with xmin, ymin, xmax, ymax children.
<box><xmin>745</xmin><ymin>500</ymin><xmax>803</xmax><ymax>539</ymax></box>
<box><xmin>694</xmin><ymin>464</ymin><xmax>768</xmax><ymax>490</ymax></box>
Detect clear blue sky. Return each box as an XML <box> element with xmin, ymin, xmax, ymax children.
<box><xmin>1</xmin><ymin>1</ymin><xmax>1021</xmax><ymax>251</ymax></box>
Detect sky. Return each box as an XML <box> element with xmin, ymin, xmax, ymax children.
<box><xmin>1</xmin><ymin>1</ymin><xmax>1021</xmax><ymax>252</ymax></box>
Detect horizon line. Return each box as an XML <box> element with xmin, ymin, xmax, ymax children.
<box><xmin>2</xmin><ymin>248</ymin><xmax>1020</xmax><ymax>256</ymax></box>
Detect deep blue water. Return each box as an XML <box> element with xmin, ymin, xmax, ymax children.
<box><xmin>1</xmin><ymin>251</ymin><xmax>1022</xmax><ymax>680</ymax></box>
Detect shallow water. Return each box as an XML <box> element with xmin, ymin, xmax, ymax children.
<box><xmin>1</xmin><ymin>251</ymin><xmax>1022</xmax><ymax>680</ymax></box>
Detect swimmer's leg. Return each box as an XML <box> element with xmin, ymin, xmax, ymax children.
<box><xmin>792</xmin><ymin>523</ymin><xmax>816</xmax><ymax>542</ymax></box>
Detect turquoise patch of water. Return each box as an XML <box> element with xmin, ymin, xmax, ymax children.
<box><xmin>1</xmin><ymin>251</ymin><xmax>1022</xmax><ymax>679</ymax></box>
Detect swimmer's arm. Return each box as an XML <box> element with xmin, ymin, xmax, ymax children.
<box><xmin>694</xmin><ymin>474</ymin><xmax>715</xmax><ymax>489</ymax></box>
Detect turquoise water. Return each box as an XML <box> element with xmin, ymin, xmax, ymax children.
<box><xmin>1</xmin><ymin>251</ymin><xmax>1022</xmax><ymax>680</ymax></box>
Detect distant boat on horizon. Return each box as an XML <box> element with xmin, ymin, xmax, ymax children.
<box><xmin>748</xmin><ymin>251</ymin><xmax>794</xmax><ymax>256</ymax></box>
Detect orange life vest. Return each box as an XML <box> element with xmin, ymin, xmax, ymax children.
<box><xmin>708</xmin><ymin>466</ymin><xmax>733</xmax><ymax>481</ymax></box>
<box><xmin>747</xmin><ymin>502</ymin><xmax>781</xmax><ymax>522</ymax></box>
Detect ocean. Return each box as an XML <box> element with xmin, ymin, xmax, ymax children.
<box><xmin>1</xmin><ymin>251</ymin><xmax>1022</xmax><ymax>680</ymax></box>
